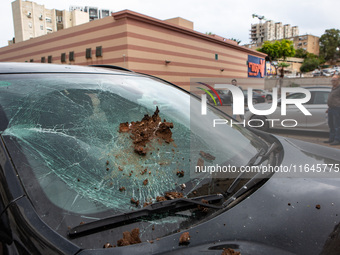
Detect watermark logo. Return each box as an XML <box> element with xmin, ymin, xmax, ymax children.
<box><xmin>196</xmin><ymin>82</ymin><xmax>223</xmax><ymax>106</ymax></box>
<box><xmin>200</xmin><ymin>84</ymin><xmax>311</xmax><ymax>117</ymax></box>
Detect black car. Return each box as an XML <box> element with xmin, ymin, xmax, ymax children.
<box><xmin>206</xmin><ymin>89</ymin><xmax>232</xmax><ymax>105</ymax></box>
<box><xmin>1</xmin><ymin>63</ymin><xmax>340</xmax><ymax>255</ymax></box>
<box><xmin>206</xmin><ymin>89</ymin><xmax>265</xmax><ymax>106</ymax></box>
<box><xmin>243</xmin><ymin>90</ymin><xmax>266</xmax><ymax>105</ymax></box>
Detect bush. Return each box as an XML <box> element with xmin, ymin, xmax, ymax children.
<box><xmin>300</xmin><ymin>58</ymin><xmax>320</xmax><ymax>73</ymax></box>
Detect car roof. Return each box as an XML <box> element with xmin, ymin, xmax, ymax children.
<box><xmin>301</xmin><ymin>86</ymin><xmax>332</xmax><ymax>91</ymax></box>
<box><xmin>0</xmin><ymin>62</ymin><xmax>134</xmax><ymax>75</ymax></box>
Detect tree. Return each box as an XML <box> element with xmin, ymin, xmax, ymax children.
<box><xmin>295</xmin><ymin>48</ymin><xmax>308</xmax><ymax>58</ymax></box>
<box><xmin>257</xmin><ymin>39</ymin><xmax>295</xmax><ymax>77</ymax></box>
<box><xmin>300</xmin><ymin>58</ymin><xmax>320</xmax><ymax>73</ymax></box>
<box><xmin>319</xmin><ymin>29</ymin><xmax>340</xmax><ymax>64</ymax></box>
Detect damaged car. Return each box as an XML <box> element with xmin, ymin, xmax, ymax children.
<box><xmin>0</xmin><ymin>63</ymin><xmax>340</xmax><ymax>255</ymax></box>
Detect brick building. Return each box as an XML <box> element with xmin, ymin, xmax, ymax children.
<box><xmin>0</xmin><ymin>10</ymin><xmax>267</xmax><ymax>90</ymax></box>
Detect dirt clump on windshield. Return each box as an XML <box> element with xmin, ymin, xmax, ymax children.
<box><xmin>197</xmin><ymin>199</ymin><xmax>209</xmax><ymax>213</ymax></box>
<box><xmin>117</xmin><ymin>228</ymin><xmax>142</xmax><ymax>246</ymax></box>
<box><xmin>165</xmin><ymin>191</ymin><xmax>183</xmax><ymax>200</ymax></box>
<box><xmin>154</xmin><ymin>191</ymin><xmax>184</xmax><ymax>203</ymax></box>
<box><xmin>119</xmin><ymin>107</ymin><xmax>174</xmax><ymax>155</ymax></box>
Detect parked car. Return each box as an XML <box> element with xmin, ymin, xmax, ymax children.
<box><xmin>252</xmin><ymin>88</ymin><xmax>273</xmax><ymax>101</ymax></box>
<box><xmin>312</xmin><ymin>69</ymin><xmax>322</xmax><ymax>77</ymax></box>
<box><xmin>206</xmin><ymin>89</ymin><xmax>232</xmax><ymax>105</ymax></box>
<box><xmin>322</xmin><ymin>69</ymin><xmax>336</xmax><ymax>76</ymax></box>
<box><xmin>244</xmin><ymin>87</ymin><xmax>331</xmax><ymax>132</ymax></box>
<box><xmin>243</xmin><ymin>89</ymin><xmax>266</xmax><ymax>105</ymax></box>
<box><xmin>1</xmin><ymin>63</ymin><xmax>340</xmax><ymax>255</ymax></box>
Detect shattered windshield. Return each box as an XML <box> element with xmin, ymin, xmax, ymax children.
<box><xmin>0</xmin><ymin>73</ymin><xmax>267</xmax><ymax>220</ymax></box>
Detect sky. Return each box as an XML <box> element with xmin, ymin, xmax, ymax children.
<box><xmin>1</xmin><ymin>0</ymin><xmax>339</xmax><ymax>48</ymax></box>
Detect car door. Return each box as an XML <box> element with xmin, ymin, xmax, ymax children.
<box><xmin>305</xmin><ymin>91</ymin><xmax>329</xmax><ymax>131</ymax></box>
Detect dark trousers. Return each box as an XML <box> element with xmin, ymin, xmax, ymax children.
<box><xmin>328</xmin><ymin>107</ymin><xmax>340</xmax><ymax>142</ymax></box>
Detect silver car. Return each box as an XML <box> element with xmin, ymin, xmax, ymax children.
<box><xmin>244</xmin><ymin>87</ymin><xmax>331</xmax><ymax>132</ymax></box>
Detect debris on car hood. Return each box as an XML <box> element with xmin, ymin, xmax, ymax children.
<box><xmin>221</xmin><ymin>248</ymin><xmax>241</xmax><ymax>255</ymax></box>
<box><xmin>117</xmin><ymin>228</ymin><xmax>142</xmax><ymax>247</ymax></box>
<box><xmin>179</xmin><ymin>232</ymin><xmax>190</xmax><ymax>245</ymax></box>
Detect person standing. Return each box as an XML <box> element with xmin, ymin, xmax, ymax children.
<box><xmin>324</xmin><ymin>75</ymin><xmax>340</xmax><ymax>145</ymax></box>
<box><xmin>230</xmin><ymin>79</ymin><xmax>244</xmax><ymax>120</ymax></box>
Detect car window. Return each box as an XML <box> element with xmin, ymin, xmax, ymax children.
<box><xmin>0</xmin><ymin>73</ymin><xmax>267</xmax><ymax>218</ymax></box>
<box><xmin>312</xmin><ymin>91</ymin><xmax>329</xmax><ymax>104</ymax></box>
<box><xmin>287</xmin><ymin>92</ymin><xmax>313</xmax><ymax>104</ymax></box>
<box><xmin>287</xmin><ymin>92</ymin><xmax>305</xmax><ymax>99</ymax></box>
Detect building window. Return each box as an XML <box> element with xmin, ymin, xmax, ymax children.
<box><xmin>48</xmin><ymin>55</ymin><xmax>52</xmax><ymax>63</ymax></box>
<box><xmin>215</xmin><ymin>54</ymin><xmax>218</xmax><ymax>60</ymax></box>
<box><xmin>30</xmin><ymin>59</ymin><xmax>34</xmax><ymax>62</ymax></box>
<box><xmin>61</xmin><ymin>53</ymin><xmax>66</xmax><ymax>62</ymax></box>
<box><xmin>96</xmin><ymin>46</ymin><xmax>102</xmax><ymax>57</ymax></box>
<box><xmin>46</xmin><ymin>17</ymin><xmax>52</xmax><ymax>23</ymax></box>
<box><xmin>41</xmin><ymin>57</ymin><xmax>46</xmax><ymax>63</ymax></box>
<box><xmin>28</xmin><ymin>22</ymin><xmax>32</xmax><ymax>28</ymax></box>
<box><xmin>69</xmin><ymin>51</ymin><xmax>75</xmax><ymax>61</ymax></box>
<box><xmin>40</xmin><ymin>25</ymin><xmax>43</xmax><ymax>30</ymax></box>
<box><xmin>86</xmin><ymin>48</ymin><xmax>92</xmax><ymax>59</ymax></box>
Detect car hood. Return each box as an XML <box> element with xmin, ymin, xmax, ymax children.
<box><xmin>76</xmin><ymin>137</ymin><xmax>340</xmax><ymax>255</ymax></box>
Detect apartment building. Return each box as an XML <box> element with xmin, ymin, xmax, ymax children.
<box><xmin>11</xmin><ymin>0</ymin><xmax>89</xmax><ymax>43</ymax></box>
<box><xmin>70</xmin><ymin>6</ymin><xmax>113</xmax><ymax>21</ymax></box>
<box><xmin>292</xmin><ymin>34</ymin><xmax>320</xmax><ymax>56</ymax></box>
<box><xmin>0</xmin><ymin>10</ymin><xmax>267</xmax><ymax>90</ymax></box>
<box><xmin>250</xmin><ymin>20</ymin><xmax>299</xmax><ymax>45</ymax></box>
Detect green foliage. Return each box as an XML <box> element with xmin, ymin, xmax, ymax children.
<box><xmin>295</xmin><ymin>48</ymin><xmax>308</xmax><ymax>58</ymax></box>
<box><xmin>277</xmin><ymin>62</ymin><xmax>290</xmax><ymax>68</ymax></box>
<box><xmin>280</xmin><ymin>39</ymin><xmax>296</xmax><ymax>60</ymax></box>
<box><xmin>300</xmin><ymin>58</ymin><xmax>320</xmax><ymax>73</ymax></box>
<box><xmin>319</xmin><ymin>29</ymin><xmax>340</xmax><ymax>63</ymax></box>
<box><xmin>257</xmin><ymin>39</ymin><xmax>295</xmax><ymax>62</ymax></box>
<box><xmin>257</xmin><ymin>39</ymin><xmax>295</xmax><ymax>77</ymax></box>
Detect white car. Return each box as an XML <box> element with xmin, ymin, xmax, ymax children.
<box><xmin>322</xmin><ymin>69</ymin><xmax>336</xmax><ymax>76</ymax></box>
<box><xmin>244</xmin><ymin>87</ymin><xmax>331</xmax><ymax>132</ymax></box>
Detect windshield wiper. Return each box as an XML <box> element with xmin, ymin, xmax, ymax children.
<box><xmin>68</xmin><ymin>194</ymin><xmax>223</xmax><ymax>238</ymax></box>
<box><xmin>223</xmin><ymin>171</ymin><xmax>272</xmax><ymax>207</ymax></box>
<box><xmin>227</xmin><ymin>142</ymin><xmax>279</xmax><ymax>194</ymax></box>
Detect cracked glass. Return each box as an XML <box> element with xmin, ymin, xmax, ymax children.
<box><xmin>0</xmin><ymin>73</ymin><xmax>266</xmax><ymax>227</ymax></box>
